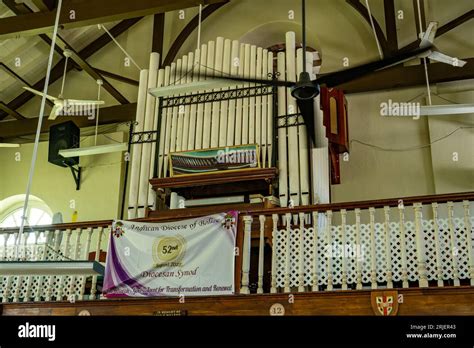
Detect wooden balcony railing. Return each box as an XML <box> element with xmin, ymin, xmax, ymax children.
<box><xmin>0</xmin><ymin>192</ymin><xmax>473</xmax><ymax>303</ymax></box>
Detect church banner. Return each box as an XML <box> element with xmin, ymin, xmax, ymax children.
<box><xmin>103</xmin><ymin>211</ymin><xmax>238</xmax><ymax>297</ymax></box>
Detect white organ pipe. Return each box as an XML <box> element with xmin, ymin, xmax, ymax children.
<box><xmin>195</xmin><ymin>44</ymin><xmax>207</xmax><ymax>149</ymax></box>
<box><xmin>248</xmin><ymin>45</ymin><xmax>257</xmax><ymax>144</ymax></box>
<box><xmin>234</xmin><ymin>43</ymin><xmax>245</xmax><ymax>145</ymax></box>
<box><xmin>277</xmin><ymin>52</ymin><xmax>288</xmax><ymax>207</ymax></box>
<box><xmin>219</xmin><ymin>39</ymin><xmax>231</xmax><ymax>147</ymax></box>
<box><xmin>296</xmin><ymin>49</ymin><xmax>310</xmax><ymax>206</ymax></box>
<box><xmin>169</xmin><ymin>59</ymin><xmax>181</xmax><ymax>157</ymax></box>
<box><xmin>176</xmin><ymin>54</ymin><xmax>187</xmax><ymax>152</ymax></box>
<box><xmin>286</xmin><ymin>32</ymin><xmax>300</xmax><ymax>207</ymax></box>
<box><xmin>255</xmin><ymin>47</ymin><xmax>263</xmax><ymax>163</ymax></box>
<box><xmin>226</xmin><ymin>40</ymin><xmax>240</xmax><ymax>147</ymax></box>
<box><xmin>261</xmin><ymin>48</ymin><xmax>268</xmax><ymax>167</ymax></box>
<box><xmin>163</xmin><ymin>64</ymin><xmax>174</xmax><ymax>177</ymax></box>
<box><xmin>242</xmin><ymin>44</ymin><xmax>251</xmax><ymax>144</ymax></box>
<box><xmin>211</xmin><ymin>37</ymin><xmax>224</xmax><ymax>148</ymax></box>
<box><xmin>267</xmin><ymin>51</ymin><xmax>274</xmax><ymax>169</ymax></box>
<box><xmin>187</xmin><ymin>49</ymin><xmax>200</xmax><ymax>150</ymax></box>
<box><xmin>181</xmin><ymin>52</ymin><xmax>194</xmax><ymax>151</ymax></box>
<box><xmin>148</xmin><ymin>68</ymin><xmax>165</xmax><ymax>209</ymax></box>
<box><xmin>202</xmin><ymin>41</ymin><xmax>215</xmax><ymax>148</ymax></box>
<box><xmin>137</xmin><ymin>52</ymin><xmax>159</xmax><ymax>217</ymax></box>
<box><xmin>128</xmin><ymin>69</ymin><xmax>149</xmax><ymax>219</ymax></box>
<box><xmin>158</xmin><ymin>67</ymin><xmax>170</xmax><ymax>178</ymax></box>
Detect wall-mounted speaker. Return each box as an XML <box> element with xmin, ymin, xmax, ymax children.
<box><xmin>48</xmin><ymin>121</ymin><xmax>80</xmax><ymax>167</ymax></box>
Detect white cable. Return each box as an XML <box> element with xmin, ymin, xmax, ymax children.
<box><xmin>365</xmin><ymin>0</ymin><xmax>383</xmax><ymax>59</ymax></box>
<box><xmin>99</xmin><ymin>24</ymin><xmax>141</xmax><ymax>70</ymax></box>
<box><xmin>197</xmin><ymin>4</ymin><xmax>203</xmax><ymax>50</ymax></box>
<box><xmin>416</xmin><ymin>0</ymin><xmax>432</xmax><ymax>105</ymax></box>
<box><xmin>17</xmin><ymin>0</ymin><xmax>63</xmax><ymax>256</ymax></box>
<box><xmin>60</xmin><ymin>55</ymin><xmax>68</xmax><ymax>97</ymax></box>
<box><xmin>95</xmin><ymin>80</ymin><xmax>102</xmax><ymax>146</ymax></box>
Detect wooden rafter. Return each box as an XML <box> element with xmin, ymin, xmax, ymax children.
<box><xmin>346</xmin><ymin>0</ymin><xmax>390</xmax><ymax>57</ymax></box>
<box><xmin>92</xmin><ymin>68</ymin><xmax>139</xmax><ymax>86</ymax></box>
<box><xmin>163</xmin><ymin>1</ymin><xmax>229</xmax><ymax>67</ymax></box>
<box><xmin>0</xmin><ymin>103</ymin><xmax>137</xmax><ymax>139</ymax></box>
<box><xmin>0</xmin><ymin>18</ymin><xmax>141</xmax><ymax>120</ymax></box>
<box><xmin>3</xmin><ymin>0</ymin><xmax>129</xmax><ymax>106</ymax></box>
<box><xmin>338</xmin><ymin>57</ymin><xmax>474</xmax><ymax>94</ymax></box>
<box><xmin>0</xmin><ymin>0</ymin><xmax>228</xmax><ymax>40</ymax></box>
<box><xmin>152</xmin><ymin>13</ymin><xmax>165</xmax><ymax>66</ymax></box>
<box><xmin>383</xmin><ymin>0</ymin><xmax>398</xmax><ymax>55</ymax></box>
<box><xmin>0</xmin><ymin>102</ymin><xmax>25</xmax><ymax>120</ymax></box>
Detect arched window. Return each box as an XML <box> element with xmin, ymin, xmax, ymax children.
<box><xmin>0</xmin><ymin>207</ymin><xmax>52</xmax><ymax>228</ymax></box>
<box><xmin>0</xmin><ymin>195</ymin><xmax>53</xmax><ymax>245</ymax></box>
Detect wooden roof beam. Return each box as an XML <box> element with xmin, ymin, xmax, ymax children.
<box><xmin>0</xmin><ymin>0</ymin><xmax>227</xmax><ymax>39</ymax></box>
<box><xmin>0</xmin><ymin>103</ymin><xmax>137</xmax><ymax>139</ymax></box>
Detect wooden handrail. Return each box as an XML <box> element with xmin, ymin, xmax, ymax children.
<box><xmin>1</xmin><ymin>191</ymin><xmax>472</xmax><ymax>234</ymax></box>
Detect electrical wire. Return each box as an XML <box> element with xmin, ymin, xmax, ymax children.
<box><xmin>350</xmin><ymin>126</ymin><xmax>474</xmax><ymax>152</ymax></box>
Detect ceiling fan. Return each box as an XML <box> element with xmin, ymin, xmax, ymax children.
<box><xmin>23</xmin><ymin>49</ymin><xmax>105</xmax><ymax>121</ymax></box>
<box><xmin>150</xmin><ymin>0</ymin><xmax>467</xmax><ymax>145</ymax></box>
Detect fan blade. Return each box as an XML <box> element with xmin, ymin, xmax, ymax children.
<box><xmin>48</xmin><ymin>104</ymin><xmax>63</xmax><ymax>120</ymax></box>
<box><xmin>315</xmin><ymin>46</ymin><xmax>432</xmax><ymax>87</ymax></box>
<box><xmin>65</xmin><ymin>99</ymin><xmax>105</xmax><ymax>105</ymax></box>
<box><xmin>23</xmin><ymin>87</ymin><xmax>57</xmax><ymax>102</ymax></box>
<box><xmin>296</xmin><ymin>98</ymin><xmax>316</xmax><ymax>146</ymax></box>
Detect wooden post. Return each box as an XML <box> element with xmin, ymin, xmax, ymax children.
<box><xmin>431</xmin><ymin>203</ymin><xmax>444</xmax><ymax>287</ymax></box>
<box><xmin>462</xmin><ymin>200</ymin><xmax>474</xmax><ymax>286</ymax></box>
<box><xmin>447</xmin><ymin>202</ymin><xmax>460</xmax><ymax>286</ymax></box>
<box><xmin>369</xmin><ymin>207</ymin><xmax>377</xmax><ymax>289</ymax></box>
<box><xmin>240</xmin><ymin>215</ymin><xmax>253</xmax><ymax>294</ymax></box>
<box><xmin>270</xmin><ymin>214</ymin><xmax>279</xmax><ymax>293</ymax></box>
<box><xmin>383</xmin><ymin>206</ymin><xmax>393</xmax><ymax>288</ymax></box>
<box><xmin>35</xmin><ymin>230</ymin><xmax>50</xmax><ymax>301</ymax></box>
<box><xmin>341</xmin><ymin>209</ymin><xmax>348</xmax><ymax>290</ymax></box>
<box><xmin>355</xmin><ymin>208</ymin><xmax>363</xmax><ymax>290</ymax></box>
<box><xmin>79</xmin><ymin>228</ymin><xmax>93</xmax><ymax>300</ymax></box>
<box><xmin>257</xmin><ymin>215</ymin><xmax>265</xmax><ymax>294</ymax></box>
<box><xmin>398</xmin><ymin>204</ymin><xmax>409</xmax><ymax>288</ymax></box>
<box><xmin>284</xmin><ymin>213</ymin><xmax>292</xmax><ymax>292</ymax></box>
<box><xmin>326</xmin><ymin>210</ymin><xmax>333</xmax><ymax>291</ymax></box>
<box><xmin>414</xmin><ymin>203</ymin><xmax>429</xmax><ymax>287</ymax></box>
<box><xmin>90</xmin><ymin>227</ymin><xmax>104</xmax><ymax>300</ymax></box>
<box><xmin>312</xmin><ymin>211</ymin><xmax>319</xmax><ymax>291</ymax></box>
<box><xmin>298</xmin><ymin>212</ymin><xmax>305</xmax><ymax>292</ymax></box>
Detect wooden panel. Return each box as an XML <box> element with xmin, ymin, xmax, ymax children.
<box><xmin>3</xmin><ymin>286</ymin><xmax>474</xmax><ymax>316</ymax></box>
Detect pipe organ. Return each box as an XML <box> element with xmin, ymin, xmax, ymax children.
<box><xmin>127</xmin><ymin>33</ymin><xmax>326</xmax><ymax>218</ymax></box>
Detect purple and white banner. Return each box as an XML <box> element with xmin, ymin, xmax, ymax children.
<box><xmin>103</xmin><ymin>211</ymin><xmax>238</xmax><ymax>297</ymax></box>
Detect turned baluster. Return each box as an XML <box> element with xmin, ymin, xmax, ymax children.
<box><xmin>383</xmin><ymin>206</ymin><xmax>393</xmax><ymax>289</ymax></box>
<box><xmin>90</xmin><ymin>227</ymin><xmax>104</xmax><ymax>300</ymax></box>
<box><xmin>355</xmin><ymin>208</ymin><xmax>363</xmax><ymax>290</ymax></box>
<box><xmin>257</xmin><ymin>215</ymin><xmax>265</xmax><ymax>294</ymax></box>
<box><xmin>398</xmin><ymin>204</ymin><xmax>409</xmax><ymax>288</ymax></box>
<box><xmin>240</xmin><ymin>215</ymin><xmax>253</xmax><ymax>294</ymax></box>
<box><xmin>369</xmin><ymin>207</ymin><xmax>377</xmax><ymax>289</ymax></box>
<box><xmin>270</xmin><ymin>214</ymin><xmax>279</xmax><ymax>293</ymax></box>
<box><xmin>284</xmin><ymin>213</ymin><xmax>292</xmax><ymax>293</ymax></box>
<box><xmin>298</xmin><ymin>212</ymin><xmax>305</xmax><ymax>292</ymax></box>
<box><xmin>311</xmin><ymin>211</ymin><xmax>319</xmax><ymax>292</ymax></box>
<box><xmin>431</xmin><ymin>203</ymin><xmax>444</xmax><ymax>287</ymax></box>
<box><xmin>341</xmin><ymin>209</ymin><xmax>348</xmax><ymax>290</ymax></box>
<box><xmin>79</xmin><ymin>228</ymin><xmax>94</xmax><ymax>300</ymax></box>
<box><xmin>414</xmin><ymin>203</ymin><xmax>428</xmax><ymax>287</ymax></box>
<box><xmin>462</xmin><ymin>200</ymin><xmax>474</xmax><ymax>286</ymax></box>
<box><xmin>447</xmin><ymin>202</ymin><xmax>460</xmax><ymax>286</ymax></box>
<box><xmin>325</xmin><ymin>210</ymin><xmax>333</xmax><ymax>291</ymax></box>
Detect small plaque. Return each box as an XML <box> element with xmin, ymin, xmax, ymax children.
<box><xmin>153</xmin><ymin>310</ymin><xmax>188</xmax><ymax>316</ymax></box>
<box><xmin>77</xmin><ymin>309</ymin><xmax>91</xmax><ymax>316</ymax></box>
<box><xmin>170</xmin><ymin>144</ymin><xmax>260</xmax><ymax>176</ymax></box>
<box><xmin>269</xmin><ymin>303</ymin><xmax>285</xmax><ymax>316</ymax></box>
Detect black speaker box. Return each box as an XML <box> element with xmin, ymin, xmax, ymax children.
<box><xmin>48</xmin><ymin>121</ymin><xmax>80</xmax><ymax>167</ymax></box>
